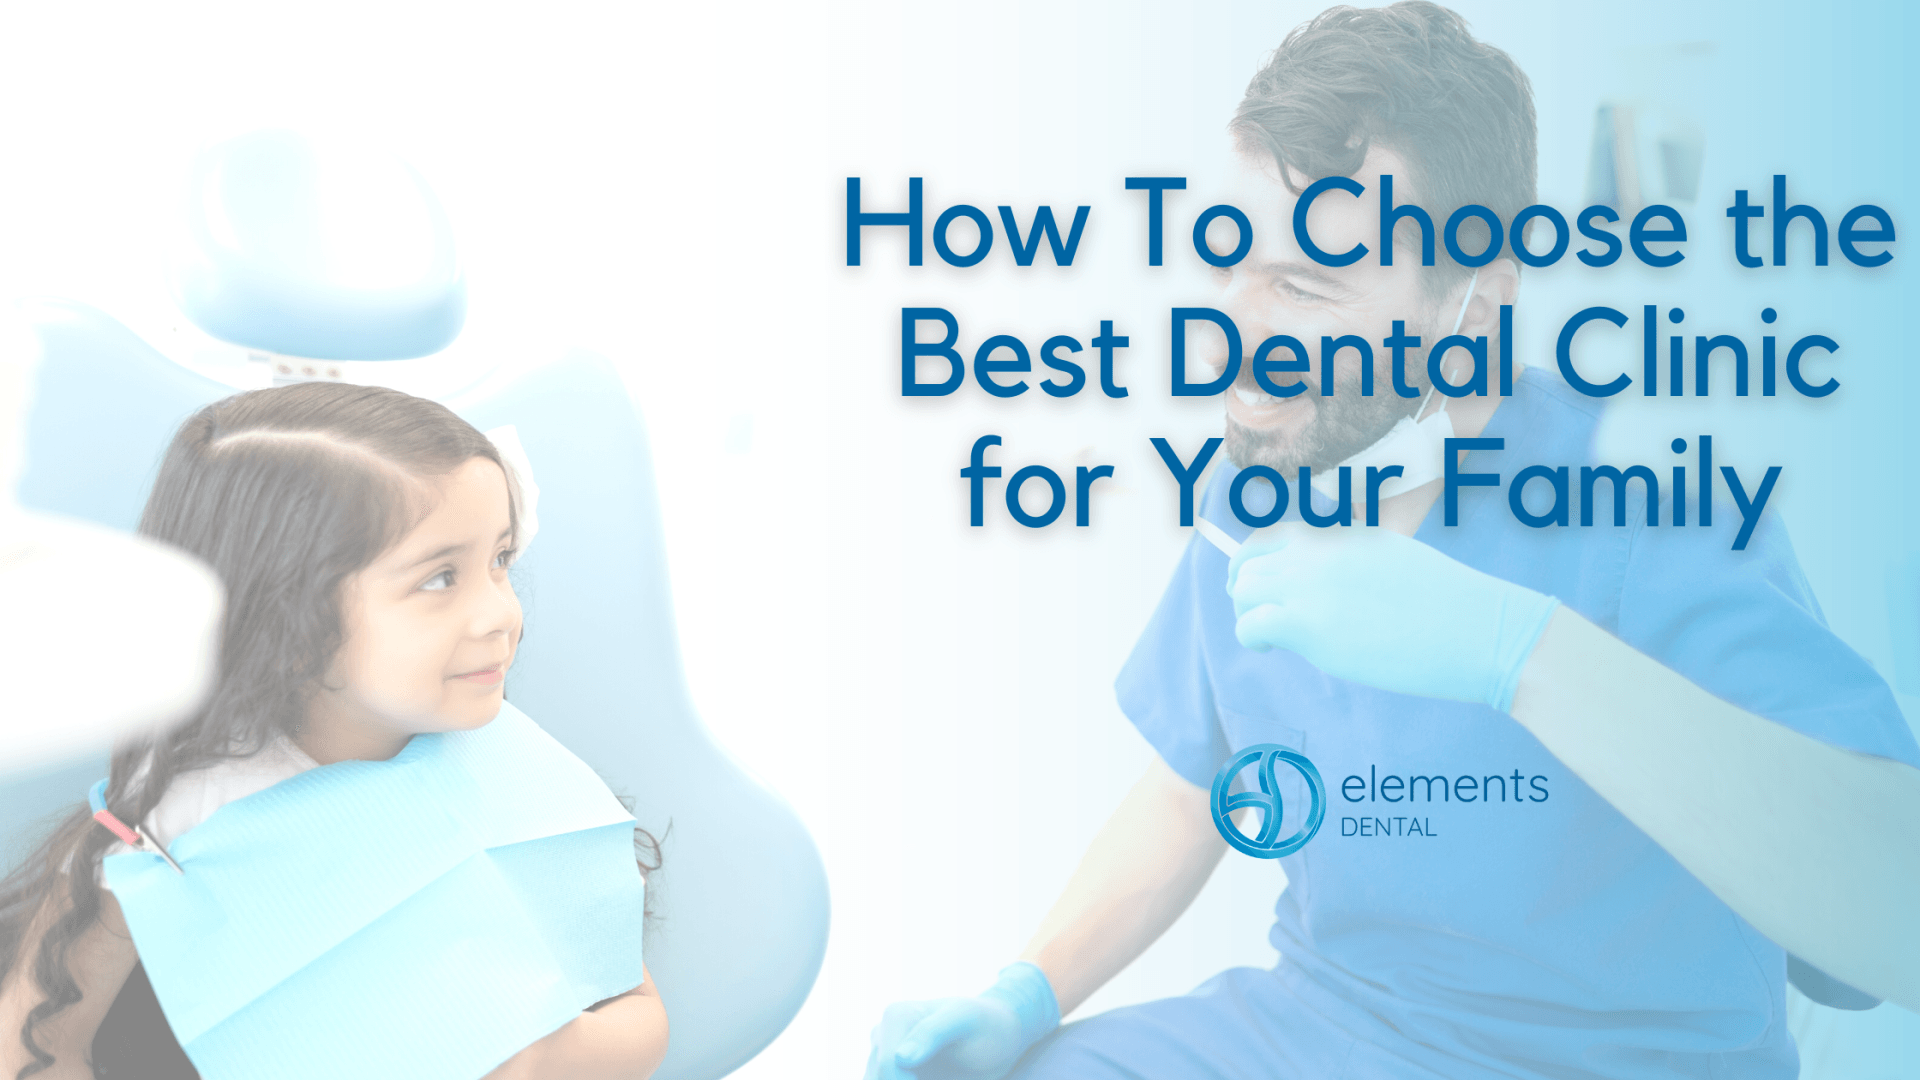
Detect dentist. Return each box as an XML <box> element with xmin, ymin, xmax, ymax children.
<box><xmin>865</xmin><ymin>4</ymin><xmax>1920</xmax><ymax>1080</ymax></box>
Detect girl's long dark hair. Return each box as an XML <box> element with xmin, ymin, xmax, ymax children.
<box><xmin>0</xmin><ymin>382</ymin><xmax>659</xmax><ymax>1077</ymax></box>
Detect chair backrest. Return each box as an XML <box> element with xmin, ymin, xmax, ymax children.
<box><xmin>4</xmin><ymin>297</ymin><xmax>827</xmax><ymax>1079</ymax></box>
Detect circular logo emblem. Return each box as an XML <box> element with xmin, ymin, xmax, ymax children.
<box><xmin>1210</xmin><ymin>743</ymin><xmax>1326</xmax><ymax>858</ymax></box>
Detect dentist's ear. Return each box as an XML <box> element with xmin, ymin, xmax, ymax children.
<box><xmin>1457</xmin><ymin>257</ymin><xmax>1520</xmax><ymax>341</ymax></box>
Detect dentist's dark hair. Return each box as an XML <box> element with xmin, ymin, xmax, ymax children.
<box><xmin>1231</xmin><ymin>1</ymin><xmax>1537</xmax><ymax>299</ymax></box>
<box><xmin>0</xmin><ymin>381</ymin><xmax>658</xmax><ymax>1077</ymax></box>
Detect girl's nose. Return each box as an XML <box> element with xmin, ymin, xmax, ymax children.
<box><xmin>470</xmin><ymin>570</ymin><xmax>522</xmax><ymax>639</ymax></box>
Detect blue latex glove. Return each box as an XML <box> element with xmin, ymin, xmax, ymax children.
<box><xmin>1226</xmin><ymin>530</ymin><xmax>1561</xmax><ymax>713</ymax></box>
<box><xmin>863</xmin><ymin>962</ymin><xmax>1061</xmax><ymax>1080</ymax></box>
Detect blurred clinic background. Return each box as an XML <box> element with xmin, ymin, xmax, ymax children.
<box><xmin>0</xmin><ymin>0</ymin><xmax>1914</xmax><ymax>1075</ymax></box>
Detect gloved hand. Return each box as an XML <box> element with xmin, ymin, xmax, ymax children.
<box><xmin>1226</xmin><ymin>529</ymin><xmax>1560</xmax><ymax>713</ymax></box>
<box><xmin>863</xmin><ymin>962</ymin><xmax>1060</xmax><ymax>1080</ymax></box>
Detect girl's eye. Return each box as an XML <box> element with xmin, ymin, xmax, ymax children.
<box><xmin>493</xmin><ymin>548</ymin><xmax>517</xmax><ymax>570</ymax></box>
<box><xmin>420</xmin><ymin>568</ymin><xmax>455</xmax><ymax>592</ymax></box>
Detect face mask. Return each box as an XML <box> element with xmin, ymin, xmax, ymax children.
<box><xmin>1310</xmin><ymin>268</ymin><xmax>1478</xmax><ymax>504</ymax></box>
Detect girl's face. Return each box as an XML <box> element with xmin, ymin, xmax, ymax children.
<box><xmin>303</xmin><ymin>456</ymin><xmax>522</xmax><ymax>762</ymax></box>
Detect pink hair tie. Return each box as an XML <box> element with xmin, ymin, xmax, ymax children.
<box><xmin>88</xmin><ymin>778</ymin><xmax>184</xmax><ymax>874</ymax></box>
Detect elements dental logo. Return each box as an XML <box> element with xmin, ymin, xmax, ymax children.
<box><xmin>1210</xmin><ymin>744</ymin><xmax>1326</xmax><ymax>858</ymax></box>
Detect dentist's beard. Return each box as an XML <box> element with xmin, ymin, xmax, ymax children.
<box><xmin>1223</xmin><ymin>379</ymin><xmax>1425</xmax><ymax>472</ymax></box>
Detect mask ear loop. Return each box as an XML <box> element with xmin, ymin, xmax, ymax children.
<box><xmin>1414</xmin><ymin>267</ymin><xmax>1479</xmax><ymax>423</ymax></box>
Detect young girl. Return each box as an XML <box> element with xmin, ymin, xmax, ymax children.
<box><xmin>0</xmin><ymin>382</ymin><xmax>668</xmax><ymax>1080</ymax></box>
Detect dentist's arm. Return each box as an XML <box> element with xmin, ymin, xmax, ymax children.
<box><xmin>1014</xmin><ymin>756</ymin><xmax>1227</xmax><ymax>1016</ymax></box>
<box><xmin>1509</xmin><ymin>607</ymin><xmax>1920</xmax><ymax>1011</ymax></box>
<box><xmin>864</xmin><ymin>757</ymin><xmax>1226</xmax><ymax>1080</ymax></box>
<box><xmin>1228</xmin><ymin>530</ymin><xmax>1920</xmax><ymax>1012</ymax></box>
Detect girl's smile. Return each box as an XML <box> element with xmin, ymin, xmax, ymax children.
<box><xmin>451</xmin><ymin>664</ymin><xmax>506</xmax><ymax>686</ymax></box>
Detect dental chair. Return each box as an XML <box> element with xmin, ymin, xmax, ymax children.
<box><xmin>0</xmin><ymin>130</ymin><xmax>827</xmax><ymax>1080</ymax></box>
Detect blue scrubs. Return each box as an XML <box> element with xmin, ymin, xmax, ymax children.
<box><xmin>1011</xmin><ymin>368</ymin><xmax>1920</xmax><ymax>1080</ymax></box>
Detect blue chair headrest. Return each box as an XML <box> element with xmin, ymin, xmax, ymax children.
<box><xmin>170</xmin><ymin>130</ymin><xmax>466</xmax><ymax>361</ymax></box>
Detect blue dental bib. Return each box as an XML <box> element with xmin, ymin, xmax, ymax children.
<box><xmin>102</xmin><ymin>703</ymin><xmax>648</xmax><ymax>1080</ymax></box>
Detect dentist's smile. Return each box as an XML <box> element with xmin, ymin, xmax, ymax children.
<box><xmin>1226</xmin><ymin>380</ymin><xmax>1315</xmax><ymax>430</ymax></box>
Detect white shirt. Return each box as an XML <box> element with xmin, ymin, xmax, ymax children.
<box><xmin>97</xmin><ymin>735</ymin><xmax>319</xmax><ymax>888</ymax></box>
